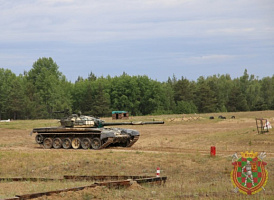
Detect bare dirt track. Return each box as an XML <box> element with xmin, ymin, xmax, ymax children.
<box><xmin>0</xmin><ymin>111</ymin><xmax>274</xmax><ymax>199</ymax></box>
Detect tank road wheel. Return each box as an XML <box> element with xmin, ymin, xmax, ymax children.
<box><xmin>91</xmin><ymin>138</ymin><xmax>101</xmax><ymax>150</ymax></box>
<box><xmin>62</xmin><ymin>138</ymin><xmax>72</xmax><ymax>149</ymax></box>
<box><xmin>72</xmin><ymin>138</ymin><xmax>81</xmax><ymax>149</ymax></box>
<box><xmin>53</xmin><ymin>138</ymin><xmax>62</xmax><ymax>149</ymax></box>
<box><xmin>121</xmin><ymin>139</ymin><xmax>130</xmax><ymax>147</ymax></box>
<box><xmin>35</xmin><ymin>134</ymin><xmax>43</xmax><ymax>144</ymax></box>
<box><xmin>81</xmin><ymin>138</ymin><xmax>91</xmax><ymax>149</ymax></box>
<box><xmin>43</xmin><ymin>138</ymin><xmax>53</xmax><ymax>149</ymax></box>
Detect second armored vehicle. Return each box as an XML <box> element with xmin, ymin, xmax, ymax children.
<box><xmin>30</xmin><ymin>113</ymin><xmax>164</xmax><ymax>150</ymax></box>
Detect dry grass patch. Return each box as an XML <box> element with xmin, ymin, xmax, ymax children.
<box><xmin>0</xmin><ymin>111</ymin><xmax>273</xmax><ymax>199</ymax></box>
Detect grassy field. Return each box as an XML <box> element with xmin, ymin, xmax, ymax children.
<box><xmin>0</xmin><ymin>111</ymin><xmax>273</xmax><ymax>199</ymax></box>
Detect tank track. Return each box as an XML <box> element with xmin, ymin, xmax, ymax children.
<box><xmin>127</xmin><ymin>136</ymin><xmax>139</xmax><ymax>147</ymax></box>
<box><xmin>33</xmin><ymin>133</ymin><xmax>139</xmax><ymax>150</ymax></box>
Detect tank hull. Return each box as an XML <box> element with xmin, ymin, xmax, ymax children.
<box><xmin>31</xmin><ymin>127</ymin><xmax>140</xmax><ymax>150</ymax></box>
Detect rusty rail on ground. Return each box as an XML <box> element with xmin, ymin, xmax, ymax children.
<box><xmin>63</xmin><ymin>175</ymin><xmax>152</xmax><ymax>181</ymax></box>
<box><xmin>0</xmin><ymin>175</ymin><xmax>167</xmax><ymax>200</ymax></box>
<box><xmin>0</xmin><ymin>178</ymin><xmax>61</xmax><ymax>182</ymax></box>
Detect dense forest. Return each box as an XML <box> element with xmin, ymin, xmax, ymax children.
<box><xmin>0</xmin><ymin>57</ymin><xmax>273</xmax><ymax>120</ymax></box>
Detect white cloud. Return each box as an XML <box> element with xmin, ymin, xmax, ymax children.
<box><xmin>176</xmin><ymin>54</ymin><xmax>240</xmax><ymax>66</ymax></box>
<box><xmin>1</xmin><ymin>0</ymin><xmax>273</xmax><ymax>43</ymax></box>
<box><xmin>191</xmin><ymin>54</ymin><xmax>236</xmax><ymax>61</ymax></box>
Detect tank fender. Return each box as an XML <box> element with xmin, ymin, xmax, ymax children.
<box><xmin>100</xmin><ymin>130</ymin><xmax>116</xmax><ymax>140</ymax></box>
<box><xmin>121</xmin><ymin>129</ymin><xmax>140</xmax><ymax>136</ymax></box>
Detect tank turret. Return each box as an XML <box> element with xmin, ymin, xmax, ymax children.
<box><xmin>31</xmin><ymin>112</ymin><xmax>164</xmax><ymax>150</ymax></box>
<box><xmin>59</xmin><ymin>113</ymin><xmax>102</xmax><ymax>128</ymax></box>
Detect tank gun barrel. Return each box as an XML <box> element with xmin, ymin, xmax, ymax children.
<box><xmin>102</xmin><ymin>121</ymin><xmax>164</xmax><ymax>126</ymax></box>
<box><xmin>140</xmin><ymin>121</ymin><xmax>165</xmax><ymax>125</ymax></box>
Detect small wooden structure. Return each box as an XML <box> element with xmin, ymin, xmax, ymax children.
<box><xmin>255</xmin><ymin>118</ymin><xmax>270</xmax><ymax>134</ymax></box>
<box><xmin>112</xmin><ymin>111</ymin><xmax>129</xmax><ymax>120</ymax></box>
<box><xmin>0</xmin><ymin>175</ymin><xmax>167</xmax><ymax>200</ymax></box>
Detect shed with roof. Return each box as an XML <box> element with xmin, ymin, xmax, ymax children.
<box><xmin>112</xmin><ymin>111</ymin><xmax>129</xmax><ymax>120</ymax></box>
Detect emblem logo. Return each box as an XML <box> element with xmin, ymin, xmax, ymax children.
<box><xmin>231</xmin><ymin>151</ymin><xmax>268</xmax><ymax>195</ymax></box>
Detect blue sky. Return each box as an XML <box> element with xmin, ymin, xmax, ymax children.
<box><xmin>1</xmin><ymin>0</ymin><xmax>273</xmax><ymax>82</ymax></box>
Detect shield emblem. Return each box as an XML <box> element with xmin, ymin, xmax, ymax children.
<box><xmin>231</xmin><ymin>151</ymin><xmax>268</xmax><ymax>195</ymax></box>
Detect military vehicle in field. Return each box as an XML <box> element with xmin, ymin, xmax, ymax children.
<box><xmin>30</xmin><ymin>112</ymin><xmax>164</xmax><ymax>150</ymax></box>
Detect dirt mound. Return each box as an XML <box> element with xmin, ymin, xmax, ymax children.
<box><xmin>127</xmin><ymin>181</ymin><xmax>143</xmax><ymax>190</ymax></box>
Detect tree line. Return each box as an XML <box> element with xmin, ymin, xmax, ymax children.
<box><xmin>0</xmin><ymin>57</ymin><xmax>273</xmax><ymax>119</ymax></box>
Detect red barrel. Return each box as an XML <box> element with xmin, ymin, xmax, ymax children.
<box><xmin>210</xmin><ymin>146</ymin><xmax>216</xmax><ymax>156</ymax></box>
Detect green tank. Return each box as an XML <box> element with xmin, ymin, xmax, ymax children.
<box><xmin>30</xmin><ymin>112</ymin><xmax>164</xmax><ymax>150</ymax></box>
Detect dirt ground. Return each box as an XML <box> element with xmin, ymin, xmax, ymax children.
<box><xmin>0</xmin><ymin>111</ymin><xmax>274</xmax><ymax>199</ymax></box>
